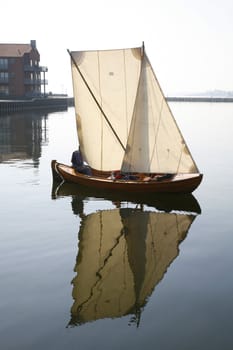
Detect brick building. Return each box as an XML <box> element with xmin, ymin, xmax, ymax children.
<box><xmin>0</xmin><ymin>40</ymin><xmax>47</xmax><ymax>98</ymax></box>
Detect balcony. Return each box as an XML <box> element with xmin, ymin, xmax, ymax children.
<box><xmin>24</xmin><ymin>79</ymin><xmax>48</xmax><ymax>85</ymax></box>
<box><xmin>40</xmin><ymin>66</ymin><xmax>48</xmax><ymax>72</ymax></box>
<box><xmin>24</xmin><ymin>65</ymin><xmax>48</xmax><ymax>73</ymax></box>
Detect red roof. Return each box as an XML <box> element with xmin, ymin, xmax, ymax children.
<box><xmin>0</xmin><ymin>43</ymin><xmax>32</xmax><ymax>57</ymax></box>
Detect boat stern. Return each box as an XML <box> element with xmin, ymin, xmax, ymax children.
<box><xmin>51</xmin><ymin>160</ymin><xmax>64</xmax><ymax>183</ymax></box>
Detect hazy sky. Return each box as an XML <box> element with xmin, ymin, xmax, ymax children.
<box><xmin>2</xmin><ymin>0</ymin><xmax>233</xmax><ymax>95</ymax></box>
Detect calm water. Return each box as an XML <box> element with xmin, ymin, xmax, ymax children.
<box><xmin>1</xmin><ymin>103</ymin><xmax>233</xmax><ymax>350</ymax></box>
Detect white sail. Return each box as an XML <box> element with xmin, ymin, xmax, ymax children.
<box><xmin>70</xmin><ymin>45</ymin><xmax>199</xmax><ymax>173</ymax></box>
<box><xmin>121</xmin><ymin>52</ymin><xmax>199</xmax><ymax>174</ymax></box>
<box><xmin>71</xmin><ymin>48</ymin><xmax>141</xmax><ymax>171</ymax></box>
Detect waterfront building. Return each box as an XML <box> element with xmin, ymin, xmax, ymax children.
<box><xmin>0</xmin><ymin>40</ymin><xmax>48</xmax><ymax>98</ymax></box>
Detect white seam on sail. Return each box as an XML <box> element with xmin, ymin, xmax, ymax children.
<box><xmin>176</xmin><ymin>142</ymin><xmax>185</xmax><ymax>173</ymax></box>
<box><xmin>97</xmin><ymin>51</ymin><xmax>103</xmax><ymax>171</ymax></box>
<box><xmin>123</xmin><ymin>50</ymin><xmax>129</xmax><ymax>140</ymax></box>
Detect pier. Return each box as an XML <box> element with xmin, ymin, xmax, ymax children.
<box><xmin>0</xmin><ymin>96</ymin><xmax>74</xmax><ymax>115</ymax></box>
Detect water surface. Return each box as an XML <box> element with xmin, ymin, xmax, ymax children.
<box><xmin>0</xmin><ymin>103</ymin><xmax>233</xmax><ymax>349</ymax></box>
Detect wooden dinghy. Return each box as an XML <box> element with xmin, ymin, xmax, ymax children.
<box><xmin>51</xmin><ymin>160</ymin><xmax>203</xmax><ymax>194</ymax></box>
<box><xmin>52</xmin><ymin>43</ymin><xmax>203</xmax><ymax>194</ymax></box>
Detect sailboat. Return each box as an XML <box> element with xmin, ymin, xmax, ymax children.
<box><xmin>51</xmin><ymin>43</ymin><xmax>203</xmax><ymax>194</ymax></box>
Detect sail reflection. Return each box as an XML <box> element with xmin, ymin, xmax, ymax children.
<box><xmin>68</xmin><ymin>206</ymin><xmax>196</xmax><ymax>327</ymax></box>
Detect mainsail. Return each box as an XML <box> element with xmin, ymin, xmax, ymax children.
<box><xmin>70</xmin><ymin>45</ymin><xmax>199</xmax><ymax>174</ymax></box>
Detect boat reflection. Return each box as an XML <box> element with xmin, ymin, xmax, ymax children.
<box><xmin>67</xmin><ymin>200</ymin><xmax>198</xmax><ymax>327</ymax></box>
<box><xmin>51</xmin><ymin>181</ymin><xmax>201</xmax><ymax>326</ymax></box>
<box><xmin>52</xmin><ymin>181</ymin><xmax>201</xmax><ymax>214</ymax></box>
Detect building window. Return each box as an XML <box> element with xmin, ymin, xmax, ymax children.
<box><xmin>0</xmin><ymin>72</ymin><xmax>9</xmax><ymax>82</ymax></box>
<box><xmin>0</xmin><ymin>85</ymin><xmax>9</xmax><ymax>95</ymax></box>
<box><xmin>0</xmin><ymin>58</ymin><xmax>8</xmax><ymax>69</ymax></box>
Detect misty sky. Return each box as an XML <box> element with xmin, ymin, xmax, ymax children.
<box><xmin>2</xmin><ymin>0</ymin><xmax>233</xmax><ymax>96</ymax></box>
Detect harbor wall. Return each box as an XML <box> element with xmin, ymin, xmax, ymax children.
<box><xmin>0</xmin><ymin>97</ymin><xmax>74</xmax><ymax>115</ymax></box>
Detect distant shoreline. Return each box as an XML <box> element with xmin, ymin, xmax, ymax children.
<box><xmin>167</xmin><ymin>96</ymin><xmax>233</xmax><ymax>102</ymax></box>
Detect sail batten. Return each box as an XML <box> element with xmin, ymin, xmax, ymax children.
<box><xmin>70</xmin><ymin>45</ymin><xmax>199</xmax><ymax>174</ymax></box>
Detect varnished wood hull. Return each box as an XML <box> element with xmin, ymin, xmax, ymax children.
<box><xmin>51</xmin><ymin>160</ymin><xmax>203</xmax><ymax>194</ymax></box>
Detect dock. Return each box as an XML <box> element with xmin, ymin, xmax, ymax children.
<box><xmin>0</xmin><ymin>96</ymin><xmax>74</xmax><ymax>115</ymax></box>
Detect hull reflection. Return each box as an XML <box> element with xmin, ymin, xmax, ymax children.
<box><xmin>52</xmin><ymin>181</ymin><xmax>201</xmax><ymax>214</ymax></box>
<box><xmin>68</xmin><ymin>207</ymin><xmax>196</xmax><ymax>327</ymax></box>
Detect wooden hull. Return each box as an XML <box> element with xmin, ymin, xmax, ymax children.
<box><xmin>51</xmin><ymin>160</ymin><xmax>203</xmax><ymax>194</ymax></box>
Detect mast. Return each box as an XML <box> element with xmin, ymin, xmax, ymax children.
<box><xmin>141</xmin><ymin>41</ymin><xmax>145</xmax><ymax>56</ymax></box>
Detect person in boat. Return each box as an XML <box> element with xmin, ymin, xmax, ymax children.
<box><xmin>110</xmin><ymin>170</ymin><xmax>138</xmax><ymax>181</ymax></box>
<box><xmin>71</xmin><ymin>147</ymin><xmax>92</xmax><ymax>175</ymax></box>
